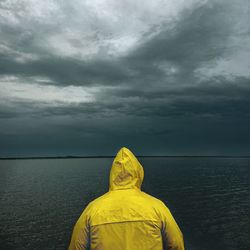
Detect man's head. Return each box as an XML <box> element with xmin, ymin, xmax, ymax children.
<box><xmin>109</xmin><ymin>147</ymin><xmax>144</xmax><ymax>191</ymax></box>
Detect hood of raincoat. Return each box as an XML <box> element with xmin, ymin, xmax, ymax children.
<box><xmin>109</xmin><ymin>147</ymin><xmax>144</xmax><ymax>191</ymax></box>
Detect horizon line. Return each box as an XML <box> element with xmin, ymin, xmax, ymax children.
<box><xmin>1</xmin><ymin>155</ymin><xmax>250</xmax><ymax>160</ymax></box>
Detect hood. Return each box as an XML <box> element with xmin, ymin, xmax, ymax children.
<box><xmin>109</xmin><ymin>147</ymin><xmax>144</xmax><ymax>191</ymax></box>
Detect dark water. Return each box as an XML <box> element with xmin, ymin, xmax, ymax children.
<box><xmin>0</xmin><ymin>157</ymin><xmax>250</xmax><ymax>250</ymax></box>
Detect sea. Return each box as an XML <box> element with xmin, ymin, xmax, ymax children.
<box><xmin>0</xmin><ymin>157</ymin><xmax>249</xmax><ymax>250</ymax></box>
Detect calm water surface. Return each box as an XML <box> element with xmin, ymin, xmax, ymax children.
<box><xmin>0</xmin><ymin>157</ymin><xmax>250</xmax><ymax>249</ymax></box>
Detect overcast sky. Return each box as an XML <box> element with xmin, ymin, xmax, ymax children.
<box><xmin>0</xmin><ymin>0</ymin><xmax>250</xmax><ymax>157</ymax></box>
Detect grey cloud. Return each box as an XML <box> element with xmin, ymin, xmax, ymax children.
<box><xmin>0</xmin><ymin>0</ymin><xmax>250</xmax><ymax>156</ymax></box>
<box><xmin>0</xmin><ymin>0</ymin><xmax>248</xmax><ymax>89</ymax></box>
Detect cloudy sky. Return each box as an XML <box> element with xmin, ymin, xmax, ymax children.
<box><xmin>0</xmin><ymin>0</ymin><xmax>250</xmax><ymax>157</ymax></box>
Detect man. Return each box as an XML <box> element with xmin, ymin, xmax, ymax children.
<box><xmin>69</xmin><ymin>147</ymin><xmax>184</xmax><ymax>250</ymax></box>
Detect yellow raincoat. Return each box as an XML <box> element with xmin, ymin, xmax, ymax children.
<box><xmin>69</xmin><ymin>147</ymin><xmax>184</xmax><ymax>250</ymax></box>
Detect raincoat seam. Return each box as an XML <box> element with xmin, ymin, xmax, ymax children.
<box><xmin>91</xmin><ymin>219</ymin><xmax>160</xmax><ymax>227</ymax></box>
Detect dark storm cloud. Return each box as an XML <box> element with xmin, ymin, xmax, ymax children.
<box><xmin>0</xmin><ymin>0</ymin><xmax>250</xmax><ymax>156</ymax></box>
<box><xmin>0</xmin><ymin>56</ymin><xmax>131</xmax><ymax>86</ymax></box>
<box><xmin>0</xmin><ymin>0</ymin><xmax>240</xmax><ymax>87</ymax></box>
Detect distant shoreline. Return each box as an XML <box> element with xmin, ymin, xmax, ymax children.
<box><xmin>1</xmin><ymin>155</ymin><xmax>250</xmax><ymax>160</ymax></box>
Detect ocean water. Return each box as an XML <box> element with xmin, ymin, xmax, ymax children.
<box><xmin>0</xmin><ymin>157</ymin><xmax>249</xmax><ymax>250</ymax></box>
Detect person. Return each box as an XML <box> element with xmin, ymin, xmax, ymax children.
<box><xmin>69</xmin><ymin>147</ymin><xmax>184</xmax><ymax>250</ymax></box>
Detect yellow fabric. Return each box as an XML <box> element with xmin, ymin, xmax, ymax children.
<box><xmin>69</xmin><ymin>147</ymin><xmax>184</xmax><ymax>250</ymax></box>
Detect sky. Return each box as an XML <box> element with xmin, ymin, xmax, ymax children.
<box><xmin>0</xmin><ymin>0</ymin><xmax>250</xmax><ymax>157</ymax></box>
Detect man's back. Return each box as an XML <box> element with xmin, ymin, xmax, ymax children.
<box><xmin>69</xmin><ymin>147</ymin><xmax>184</xmax><ymax>250</ymax></box>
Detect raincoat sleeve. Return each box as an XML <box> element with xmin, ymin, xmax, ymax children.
<box><xmin>68</xmin><ymin>205</ymin><xmax>91</xmax><ymax>250</ymax></box>
<box><xmin>160</xmin><ymin>202</ymin><xmax>184</xmax><ymax>250</ymax></box>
